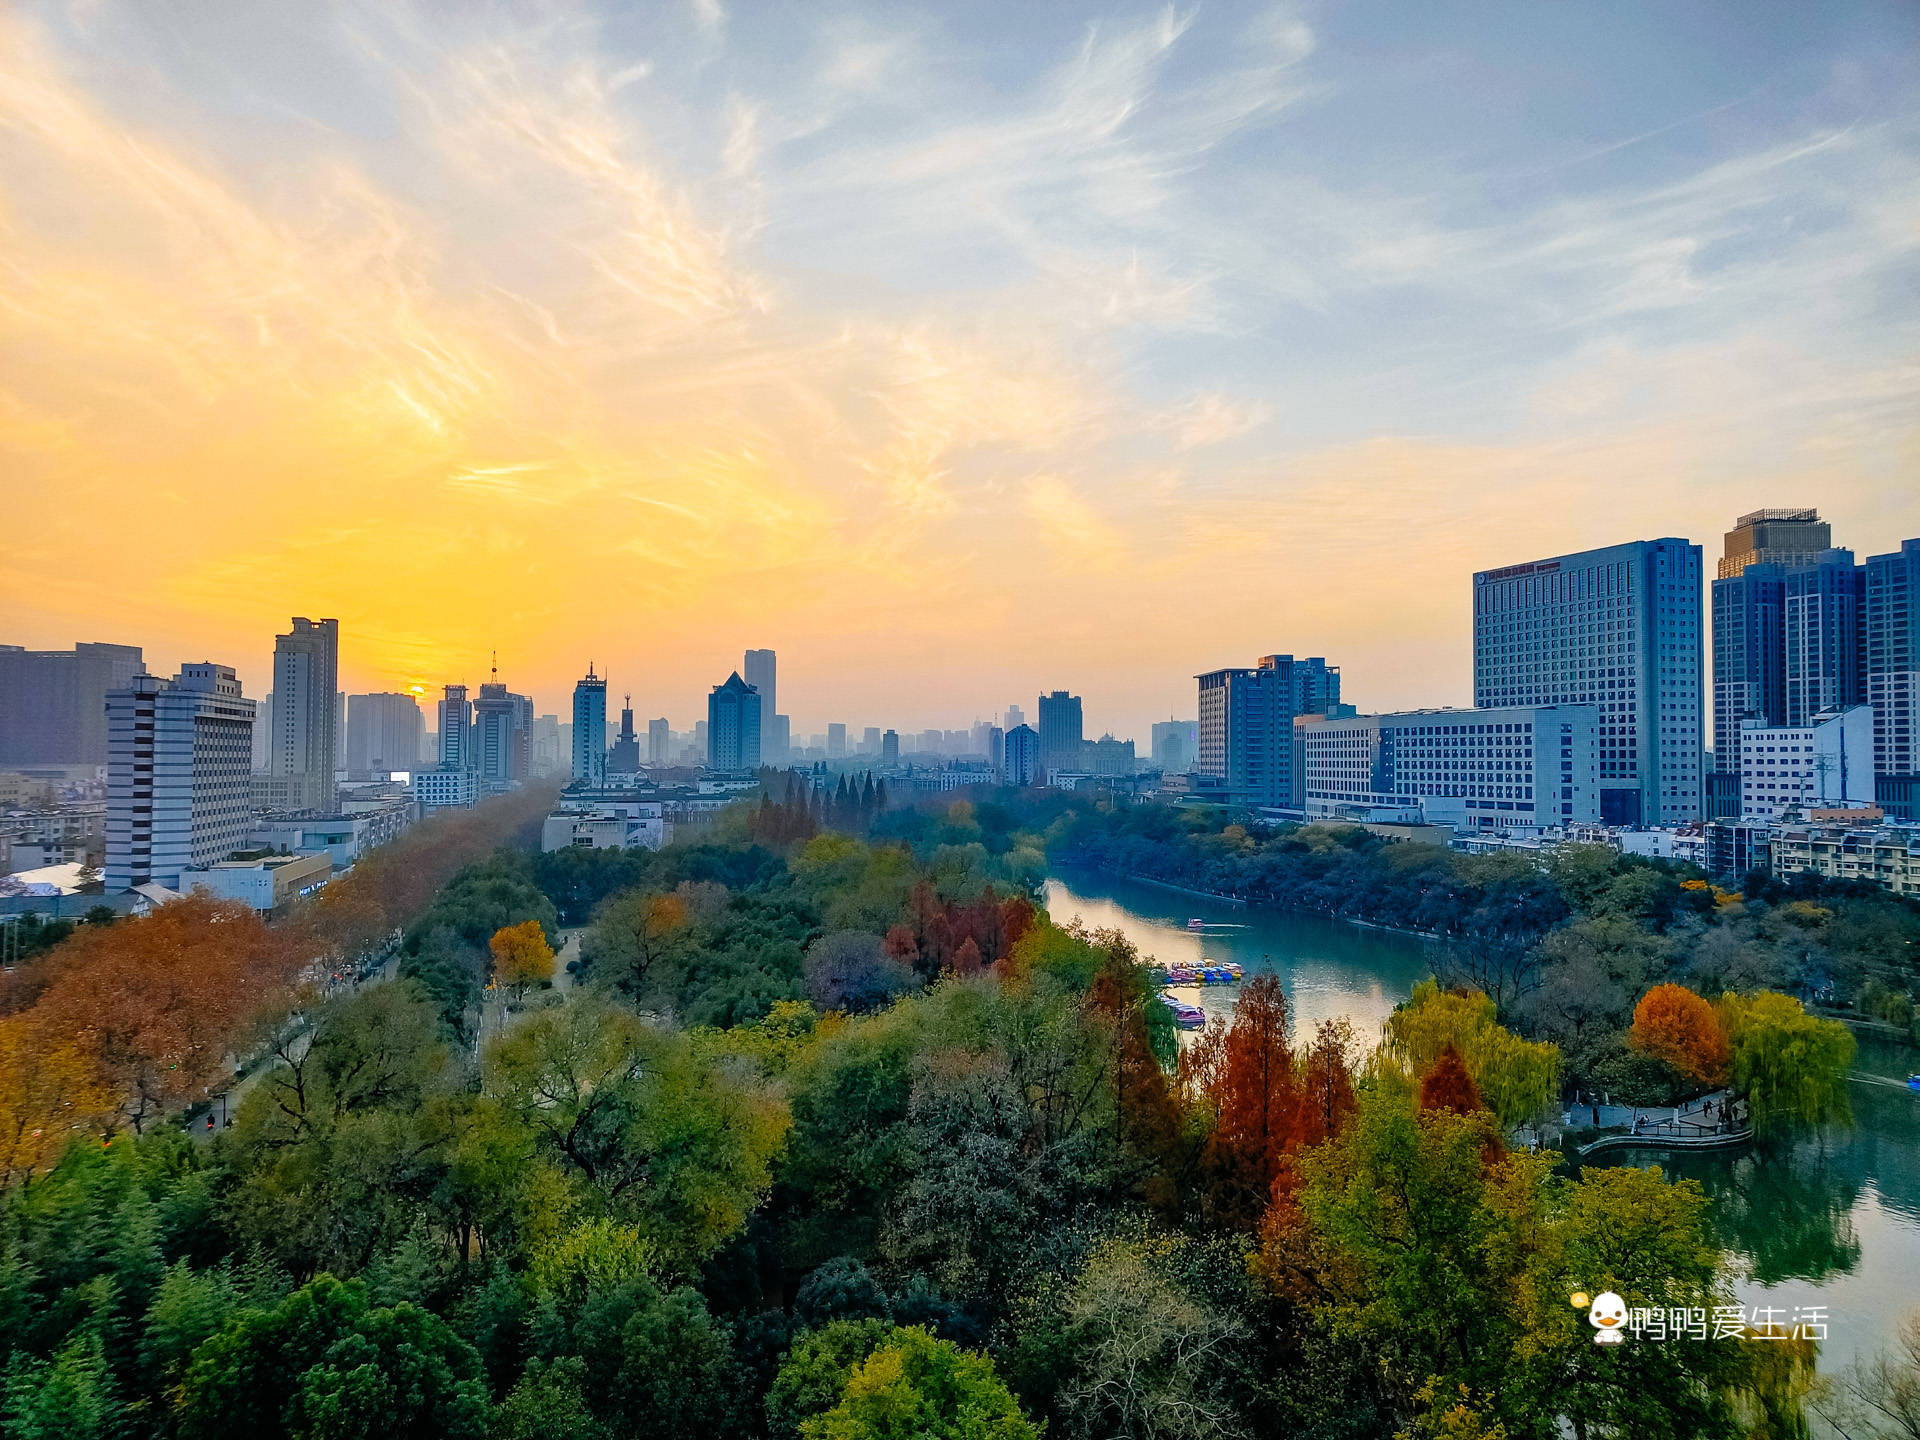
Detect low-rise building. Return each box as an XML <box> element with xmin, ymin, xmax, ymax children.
<box><xmin>1739</xmin><ymin>705</ymin><xmax>1875</xmax><ymax>822</ymax></box>
<box><xmin>1770</xmin><ymin>819</ymin><xmax>1920</xmax><ymax>897</ymax></box>
<box><xmin>182</xmin><ymin>852</ymin><xmax>332</xmax><ymax>911</ymax></box>
<box><xmin>414</xmin><ymin>767</ymin><xmax>479</xmax><ymax>815</ymax></box>
<box><xmin>541</xmin><ymin>805</ymin><xmax>667</xmax><ymax>852</ymax></box>
<box><xmin>1301</xmin><ymin>704</ymin><xmax>1600</xmax><ymax>833</ymax></box>
<box><xmin>250</xmin><ymin>801</ymin><xmax>412</xmax><ymax>866</ymax></box>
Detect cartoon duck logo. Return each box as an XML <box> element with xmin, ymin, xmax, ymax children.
<box><xmin>1588</xmin><ymin>1291</ymin><xmax>1629</xmax><ymax>1345</ymax></box>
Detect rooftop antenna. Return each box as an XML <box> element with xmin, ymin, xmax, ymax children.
<box><xmin>491</xmin><ymin>650</ymin><xmax>498</xmax><ymax>683</ymax></box>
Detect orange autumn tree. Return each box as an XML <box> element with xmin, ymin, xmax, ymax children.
<box><xmin>1631</xmin><ymin>983</ymin><xmax>1730</xmax><ymax>1086</ymax></box>
<box><xmin>490</xmin><ymin>919</ymin><xmax>556</xmax><ymax>1000</ymax></box>
<box><xmin>1417</xmin><ymin>1043</ymin><xmax>1484</xmax><ymax>1115</ymax></box>
<box><xmin>30</xmin><ymin>893</ymin><xmax>307</xmax><ymax>1132</ymax></box>
<box><xmin>0</xmin><ymin>1013</ymin><xmax>114</xmax><ymax>1189</ymax></box>
<box><xmin>1184</xmin><ymin>975</ymin><xmax>1309</xmax><ymax>1230</ymax></box>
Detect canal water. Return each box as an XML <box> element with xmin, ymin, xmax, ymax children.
<box><xmin>1044</xmin><ymin>868</ymin><xmax>1920</xmax><ymax>1379</ymax></box>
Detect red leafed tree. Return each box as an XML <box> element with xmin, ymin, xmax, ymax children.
<box><xmin>1192</xmin><ymin>975</ymin><xmax>1302</xmax><ymax>1230</ymax></box>
<box><xmin>1297</xmin><ymin>1017</ymin><xmax>1359</xmax><ymax>1146</ymax></box>
<box><xmin>31</xmin><ymin>894</ymin><xmax>307</xmax><ymax>1131</ymax></box>
<box><xmin>1631</xmin><ymin>983</ymin><xmax>1731</xmax><ymax>1085</ymax></box>
<box><xmin>1417</xmin><ymin>1042</ymin><xmax>1484</xmax><ymax>1115</ymax></box>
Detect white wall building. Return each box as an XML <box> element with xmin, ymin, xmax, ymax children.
<box><xmin>1301</xmin><ymin>704</ymin><xmax>1600</xmax><ymax>832</ymax></box>
<box><xmin>1738</xmin><ymin>705</ymin><xmax>1875</xmax><ymax>822</ymax></box>
<box><xmin>541</xmin><ymin>804</ymin><xmax>667</xmax><ymax>852</ymax></box>
<box><xmin>106</xmin><ymin>665</ymin><xmax>256</xmax><ymax>891</ymax></box>
<box><xmin>414</xmin><ymin>767</ymin><xmax>478</xmax><ymax>815</ymax></box>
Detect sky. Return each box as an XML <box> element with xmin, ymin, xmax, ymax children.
<box><xmin>2</xmin><ymin>1</ymin><xmax>1917</xmax><ymax>742</ymax></box>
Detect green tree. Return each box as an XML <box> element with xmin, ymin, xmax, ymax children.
<box><xmin>291</xmin><ymin>1302</ymin><xmax>489</xmax><ymax>1439</ymax></box>
<box><xmin>0</xmin><ymin>1331</ymin><xmax>119</xmax><ymax>1440</ymax></box>
<box><xmin>1381</xmin><ymin>980</ymin><xmax>1559</xmax><ymax>1126</ymax></box>
<box><xmin>767</xmin><ymin>1319</ymin><xmax>893</xmax><ymax>1440</ymax></box>
<box><xmin>800</xmin><ymin>1327</ymin><xmax>1039</xmax><ymax>1440</ymax></box>
<box><xmin>1717</xmin><ymin>991</ymin><xmax>1856</xmax><ymax>1137</ymax></box>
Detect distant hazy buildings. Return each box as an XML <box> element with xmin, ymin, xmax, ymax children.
<box><xmin>648</xmin><ymin>717</ymin><xmax>670</xmax><ymax>767</ymax></box>
<box><xmin>106</xmin><ymin>664</ymin><xmax>255</xmax><ymax>892</ymax></box>
<box><xmin>1151</xmin><ymin>719</ymin><xmax>1199</xmax><ymax>774</ymax></box>
<box><xmin>1473</xmin><ymin>539</ymin><xmax>1702</xmax><ymax>825</ymax></box>
<box><xmin>268</xmin><ymin>618</ymin><xmax>339</xmax><ymax>812</ymax></box>
<box><xmin>0</xmin><ymin>641</ymin><xmax>145</xmax><ymax>768</ymax></box>
<box><xmin>744</xmin><ymin>649</ymin><xmax>776</xmax><ymax>757</ymax></box>
<box><xmin>1739</xmin><ymin>705</ymin><xmax>1875</xmax><ymax>822</ymax></box>
<box><xmin>571</xmin><ymin>666</ymin><xmax>607</xmax><ymax>785</ymax></box>
<box><xmin>707</xmin><ymin>672</ymin><xmax>762</xmax><ymax>771</ymax></box>
<box><xmin>1003</xmin><ymin>724</ymin><xmax>1039</xmax><ymax>786</ymax></box>
<box><xmin>346</xmin><ymin>693</ymin><xmax>423</xmax><ymax>776</ymax></box>
<box><xmin>828</xmin><ymin>723</ymin><xmax>846</xmax><ymax>757</ymax></box>
<box><xmin>882</xmin><ymin>729</ymin><xmax>900</xmax><ymax>767</ymax></box>
<box><xmin>1302</xmin><ymin>704</ymin><xmax>1599</xmax><ymax>831</ymax></box>
<box><xmin>1868</xmin><ymin>539</ymin><xmax>1920</xmax><ymax>819</ymax></box>
<box><xmin>1195</xmin><ymin>655</ymin><xmax>1338</xmax><ymax>807</ymax></box>
<box><xmin>1036</xmin><ymin>691</ymin><xmax>1083</xmax><ymax>779</ymax></box>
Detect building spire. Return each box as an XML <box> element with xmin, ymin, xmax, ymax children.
<box><xmin>491</xmin><ymin>650</ymin><xmax>498</xmax><ymax>683</ymax></box>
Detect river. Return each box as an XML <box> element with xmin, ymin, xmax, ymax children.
<box><xmin>1044</xmin><ymin>868</ymin><xmax>1920</xmax><ymax>1382</ymax></box>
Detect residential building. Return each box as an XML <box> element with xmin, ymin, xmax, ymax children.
<box><xmin>414</xmin><ymin>766</ymin><xmax>479</xmax><ymax>815</ymax></box>
<box><xmin>881</xmin><ymin>730</ymin><xmax>900</xmax><ymax>767</ymax></box>
<box><xmin>345</xmin><ymin>693</ymin><xmax>424</xmax><ymax>777</ymax></box>
<box><xmin>105</xmin><ymin>664</ymin><xmax>256</xmax><ymax>892</ymax></box>
<box><xmin>249</xmin><ymin>803</ymin><xmax>411</xmax><ymax>866</ymax></box>
<box><xmin>571</xmin><ymin>666</ymin><xmax>607</xmax><ymax>784</ymax></box>
<box><xmin>1771</xmin><ymin>818</ymin><xmax>1920</xmax><ymax>897</ymax></box>
<box><xmin>1705</xmin><ymin>818</ymin><xmax>1773</xmax><ymax>878</ymax></box>
<box><xmin>706</xmin><ymin>672</ymin><xmax>762</xmax><ymax>771</ymax></box>
<box><xmin>183</xmin><ymin>852</ymin><xmax>331</xmax><ymax>912</ymax></box>
<box><xmin>1473</xmin><ymin>539</ymin><xmax>1703</xmax><ymax>824</ymax></box>
<box><xmin>0</xmin><ymin>641</ymin><xmax>145</xmax><ymax>767</ymax></box>
<box><xmin>268</xmin><ymin>618</ymin><xmax>339</xmax><ymax>812</ymax></box>
<box><xmin>744</xmin><ymin>648</ymin><xmax>777</xmax><ymax>757</ymax></box>
<box><xmin>0</xmin><ymin>774</ymin><xmax>56</xmax><ymax>808</ymax></box>
<box><xmin>828</xmin><ymin>723</ymin><xmax>847</xmax><ymax>757</ymax></box>
<box><xmin>862</xmin><ymin>727</ymin><xmax>881</xmax><ymax>755</ymax></box>
<box><xmin>1037</xmin><ymin>691</ymin><xmax>1084</xmax><ymax>778</ymax></box>
<box><xmin>1003</xmin><ymin>724</ymin><xmax>1039</xmax><ymax>786</ymax></box>
<box><xmin>1867</xmin><ymin>538</ymin><xmax>1920</xmax><ymax>820</ymax></box>
<box><xmin>1783</xmin><ymin>550</ymin><xmax>1865</xmax><ymax>725</ymax></box>
<box><xmin>1300</xmin><ymin>704</ymin><xmax>1600</xmax><ymax>831</ymax></box>
<box><xmin>1150</xmin><ymin>720</ymin><xmax>1199</xmax><ymax>774</ymax></box>
<box><xmin>648</xmin><ymin>717</ymin><xmax>670</xmax><ymax>767</ymax></box>
<box><xmin>1738</xmin><ymin>705</ymin><xmax>1875</xmax><ymax>822</ymax></box>
<box><xmin>438</xmin><ymin>685</ymin><xmax>472</xmax><ymax>772</ymax></box>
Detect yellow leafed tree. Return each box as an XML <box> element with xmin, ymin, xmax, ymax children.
<box><xmin>490</xmin><ymin>919</ymin><xmax>555</xmax><ymax>999</ymax></box>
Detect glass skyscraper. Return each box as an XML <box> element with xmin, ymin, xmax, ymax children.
<box><xmin>570</xmin><ymin>666</ymin><xmax>607</xmax><ymax>784</ymax></box>
<box><xmin>1472</xmin><ymin>538</ymin><xmax>1702</xmax><ymax>825</ymax></box>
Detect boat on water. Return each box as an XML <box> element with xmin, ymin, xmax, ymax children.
<box><xmin>1161</xmin><ymin>992</ymin><xmax>1207</xmax><ymax>1029</ymax></box>
<box><xmin>1908</xmin><ymin>1074</ymin><xmax>1920</xmax><ymax>1092</ymax></box>
<box><xmin>1187</xmin><ymin>918</ymin><xmax>1206</xmax><ymax>930</ymax></box>
<box><xmin>1152</xmin><ymin>960</ymin><xmax>1243</xmax><ymax>986</ymax></box>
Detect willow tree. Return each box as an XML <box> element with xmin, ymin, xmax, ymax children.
<box><xmin>1716</xmin><ymin>991</ymin><xmax>1855</xmax><ymax>1137</ymax></box>
<box><xmin>1381</xmin><ymin>979</ymin><xmax>1559</xmax><ymax>1127</ymax></box>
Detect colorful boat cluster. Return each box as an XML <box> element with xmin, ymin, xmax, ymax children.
<box><xmin>1161</xmin><ymin>994</ymin><xmax>1207</xmax><ymax>1029</ymax></box>
<box><xmin>1150</xmin><ymin>960</ymin><xmax>1243</xmax><ymax>986</ymax></box>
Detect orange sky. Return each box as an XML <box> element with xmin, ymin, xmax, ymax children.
<box><xmin>3</xmin><ymin>5</ymin><xmax>1916</xmax><ymax>740</ymax></box>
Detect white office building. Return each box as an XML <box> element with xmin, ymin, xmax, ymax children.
<box><xmin>1738</xmin><ymin>705</ymin><xmax>1875</xmax><ymax>822</ymax></box>
<box><xmin>1474</xmin><ymin>540</ymin><xmax>1703</xmax><ymax>824</ymax></box>
<box><xmin>414</xmin><ymin>767</ymin><xmax>479</xmax><ymax>815</ymax></box>
<box><xmin>106</xmin><ymin>664</ymin><xmax>257</xmax><ymax>892</ymax></box>
<box><xmin>1301</xmin><ymin>704</ymin><xmax>1600</xmax><ymax>832</ymax></box>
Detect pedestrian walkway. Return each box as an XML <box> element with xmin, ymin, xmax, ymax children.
<box><xmin>1563</xmin><ymin>1091</ymin><xmax>1744</xmax><ymax>1140</ymax></box>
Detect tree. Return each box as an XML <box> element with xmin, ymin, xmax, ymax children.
<box><xmin>1185</xmin><ymin>976</ymin><xmax>1302</xmax><ymax>1229</ymax></box>
<box><xmin>0</xmin><ymin>1331</ymin><xmax>119</xmax><ymax>1440</ymax></box>
<box><xmin>1716</xmin><ymin>991</ymin><xmax>1855</xmax><ymax>1136</ymax></box>
<box><xmin>1827</xmin><ymin>1308</ymin><xmax>1920</xmax><ymax>1439</ymax></box>
<box><xmin>0</xmin><ymin>1014</ymin><xmax>113</xmax><ymax>1189</ymax></box>
<box><xmin>490</xmin><ymin>920</ymin><xmax>556</xmax><ymax>1002</ymax></box>
<box><xmin>289</xmin><ymin>1302</ymin><xmax>489</xmax><ymax>1439</ymax></box>
<box><xmin>805</xmin><ymin>933</ymin><xmax>916</xmax><ymax>1014</ymax></box>
<box><xmin>1382</xmin><ymin>980</ymin><xmax>1558</xmax><ymax>1127</ymax></box>
<box><xmin>768</xmin><ymin>1319</ymin><xmax>893</xmax><ymax>1440</ymax></box>
<box><xmin>587</xmin><ymin>892</ymin><xmax>689</xmax><ymax>1009</ymax></box>
<box><xmin>1630</xmin><ymin>983</ymin><xmax>1730</xmax><ymax>1086</ymax></box>
<box><xmin>800</xmin><ymin>1327</ymin><xmax>1040</xmax><ymax>1440</ymax></box>
<box><xmin>1417</xmin><ymin>1044</ymin><xmax>1484</xmax><ymax>1116</ymax></box>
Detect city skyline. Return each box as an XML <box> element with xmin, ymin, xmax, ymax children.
<box><xmin>3</xmin><ymin>3</ymin><xmax>1915</xmax><ymax>743</ymax></box>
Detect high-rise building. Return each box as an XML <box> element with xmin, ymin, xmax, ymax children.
<box><xmin>268</xmin><ymin>618</ymin><xmax>339</xmax><ymax>812</ymax></box>
<box><xmin>438</xmin><ymin>685</ymin><xmax>471</xmax><ymax>772</ymax></box>
<box><xmin>648</xmin><ymin>717</ymin><xmax>670</xmax><ymax>767</ymax></box>
<box><xmin>0</xmin><ymin>641</ymin><xmax>145</xmax><ymax>767</ymax></box>
<box><xmin>472</xmin><ymin>666</ymin><xmax>526</xmax><ymax>794</ymax></box>
<box><xmin>1717</xmin><ymin>507</ymin><xmax>1832</xmax><ymax>580</ymax></box>
<box><xmin>1738</xmin><ymin>706</ymin><xmax>1875</xmax><ymax>822</ymax></box>
<box><xmin>1036</xmin><ymin>691</ymin><xmax>1083</xmax><ymax>778</ymax></box>
<box><xmin>1866</xmin><ymin>539</ymin><xmax>1920</xmax><ymax>818</ymax></box>
<box><xmin>1195</xmin><ymin>655</ymin><xmax>1318</xmax><ymax>807</ymax></box>
<box><xmin>1473</xmin><ymin>539</ymin><xmax>1703</xmax><ymax>825</ymax></box>
<box><xmin>986</xmin><ymin>725</ymin><xmax>1005</xmax><ymax>777</ymax></box>
<box><xmin>744</xmin><ymin>649</ymin><xmax>777</xmax><ymax>756</ymax></box>
<box><xmin>827</xmin><ymin>723</ymin><xmax>847</xmax><ymax>757</ymax></box>
<box><xmin>346</xmin><ymin>693</ymin><xmax>424</xmax><ymax>776</ymax></box>
<box><xmin>881</xmin><ymin>729</ymin><xmax>900</xmax><ymax>767</ymax></box>
<box><xmin>1712</xmin><ymin>563</ymin><xmax>1786</xmax><ymax>773</ymax></box>
<box><xmin>862</xmin><ymin>726</ymin><xmax>881</xmax><ymax>755</ymax></box>
<box><xmin>610</xmin><ymin>696</ymin><xmax>641</xmax><ymax>772</ymax></box>
<box><xmin>1784</xmin><ymin>550</ymin><xmax>1866</xmax><ymax>726</ymax></box>
<box><xmin>106</xmin><ymin>664</ymin><xmax>255</xmax><ymax>891</ymax></box>
<box><xmin>770</xmin><ymin>714</ymin><xmax>790</xmax><ymax>760</ymax></box>
<box><xmin>1003</xmin><ymin>724</ymin><xmax>1038</xmax><ymax>785</ymax></box>
<box><xmin>1150</xmin><ymin>719</ymin><xmax>1199</xmax><ymax>774</ymax></box>
<box><xmin>571</xmin><ymin>667</ymin><xmax>607</xmax><ymax>784</ymax></box>
<box><xmin>530</xmin><ymin>714</ymin><xmax>563</xmax><ymax>775</ymax></box>
<box><xmin>707</xmin><ymin>672</ymin><xmax>762</xmax><ymax>771</ymax></box>
<box><xmin>253</xmin><ymin>691</ymin><xmax>274</xmax><ymax>772</ymax></box>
